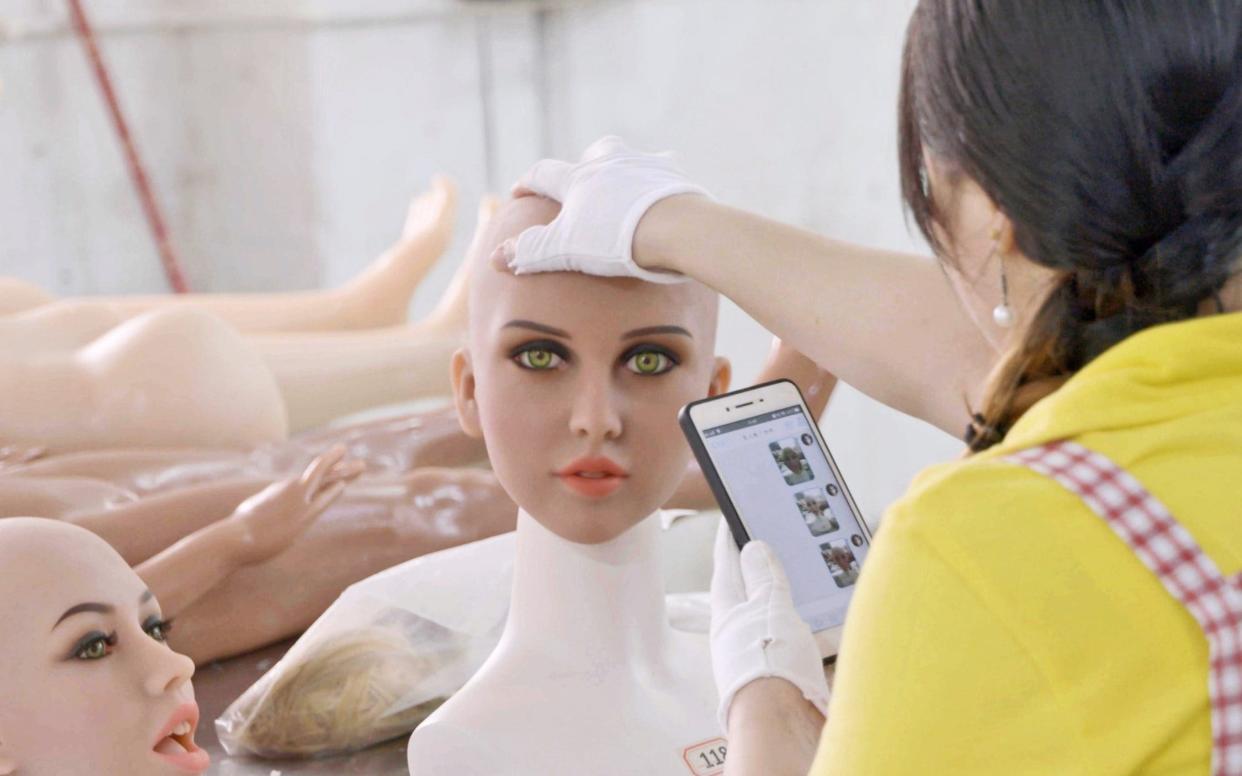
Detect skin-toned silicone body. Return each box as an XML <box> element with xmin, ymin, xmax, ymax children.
<box><xmin>0</xmin><ymin>181</ymin><xmax>485</xmax><ymax>447</ymax></box>
<box><xmin>0</xmin><ymin>409</ymin><xmax>508</xmax><ymax>664</ymax></box>
<box><xmin>0</xmin><ymin>179</ymin><xmax>457</xmax><ymax>339</ymax></box>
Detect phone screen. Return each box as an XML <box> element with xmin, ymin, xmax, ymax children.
<box><xmin>700</xmin><ymin>403</ymin><xmax>868</xmax><ymax>633</ymax></box>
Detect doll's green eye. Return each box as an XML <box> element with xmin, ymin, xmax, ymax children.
<box><xmin>515</xmin><ymin>348</ymin><xmax>563</xmax><ymax>370</ymax></box>
<box><xmin>626</xmin><ymin>350</ymin><xmax>674</xmax><ymax>375</ymax></box>
<box><xmin>74</xmin><ymin>633</ymin><xmax>116</xmax><ymax>661</ymax></box>
<box><xmin>144</xmin><ymin>617</ymin><xmax>172</xmax><ymax>643</ymax></box>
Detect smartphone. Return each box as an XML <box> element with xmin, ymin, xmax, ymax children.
<box><xmin>679</xmin><ymin>379</ymin><xmax>872</xmax><ymax>659</ymax></box>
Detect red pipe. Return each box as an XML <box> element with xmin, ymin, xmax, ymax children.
<box><xmin>66</xmin><ymin>0</ymin><xmax>190</xmax><ymax>293</ymax></box>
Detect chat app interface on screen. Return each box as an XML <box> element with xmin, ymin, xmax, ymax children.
<box><xmin>704</xmin><ymin>405</ymin><xmax>868</xmax><ymax>632</ymax></box>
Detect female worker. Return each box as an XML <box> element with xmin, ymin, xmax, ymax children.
<box><xmin>496</xmin><ymin>1</ymin><xmax>1242</xmax><ymax>773</ymax></box>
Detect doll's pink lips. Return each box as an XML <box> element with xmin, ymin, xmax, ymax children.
<box><xmin>151</xmin><ymin>701</ymin><xmax>210</xmax><ymax>773</ymax></box>
<box><xmin>555</xmin><ymin>456</ymin><xmax>629</xmax><ymax>498</ymax></box>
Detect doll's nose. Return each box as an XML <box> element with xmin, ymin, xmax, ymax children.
<box><xmin>142</xmin><ymin>637</ymin><xmax>195</xmax><ymax>697</ymax></box>
<box><xmin>568</xmin><ymin>374</ymin><xmax>623</xmax><ymax>441</ymax></box>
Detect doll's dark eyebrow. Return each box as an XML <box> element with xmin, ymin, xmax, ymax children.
<box><xmin>53</xmin><ymin>589</ymin><xmax>154</xmax><ymax>631</ymax></box>
<box><xmin>53</xmin><ymin>603</ymin><xmax>113</xmax><ymax>630</ymax></box>
<box><xmin>622</xmin><ymin>325</ymin><xmax>692</xmax><ymax>340</ymax></box>
<box><xmin>503</xmin><ymin>320</ymin><xmax>571</xmax><ymax>338</ymax></box>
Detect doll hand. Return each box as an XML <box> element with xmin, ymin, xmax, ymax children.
<box><xmin>710</xmin><ymin>520</ymin><xmax>830</xmax><ymax>731</ymax></box>
<box><xmin>225</xmin><ymin>446</ymin><xmax>364</xmax><ymax>565</ymax></box>
<box><xmin>493</xmin><ymin>136</ymin><xmax>708</xmax><ymax>283</ymax></box>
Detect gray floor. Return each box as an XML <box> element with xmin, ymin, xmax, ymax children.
<box><xmin>196</xmin><ymin>640</ymin><xmax>409</xmax><ymax>776</ymax></box>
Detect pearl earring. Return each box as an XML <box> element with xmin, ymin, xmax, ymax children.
<box><xmin>989</xmin><ymin>228</ymin><xmax>1015</xmax><ymax>328</ymax></box>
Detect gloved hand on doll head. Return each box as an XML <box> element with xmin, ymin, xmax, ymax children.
<box><xmin>0</xmin><ymin>518</ymin><xmax>209</xmax><ymax>776</ymax></box>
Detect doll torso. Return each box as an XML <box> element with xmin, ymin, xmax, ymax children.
<box><xmin>407</xmin><ymin>509</ymin><xmax>724</xmax><ymax>776</ymax></box>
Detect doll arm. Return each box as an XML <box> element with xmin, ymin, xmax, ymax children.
<box><xmin>135</xmin><ymin>448</ymin><xmax>361</xmax><ymax>617</ymax></box>
<box><xmin>167</xmin><ymin>467</ymin><xmax>517</xmax><ymax>664</ymax></box>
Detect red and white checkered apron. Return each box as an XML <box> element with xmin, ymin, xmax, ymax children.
<box><xmin>1006</xmin><ymin>440</ymin><xmax>1242</xmax><ymax>775</ymax></box>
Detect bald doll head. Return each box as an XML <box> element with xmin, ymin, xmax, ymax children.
<box><xmin>0</xmin><ymin>519</ymin><xmax>204</xmax><ymax>775</ymax></box>
<box><xmin>465</xmin><ymin>196</ymin><xmax>721</xmax><ymax>340</ymax></box>
<box><xmin>451</xmin><ymin>196</ymin><xmax>730</xmax><ymax>544</ymax></box>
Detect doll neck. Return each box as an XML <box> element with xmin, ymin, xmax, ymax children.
<box><xmin>503</xmin><ymin>508</ymin><xmax>672</xmax><ymax>670</ymax></box>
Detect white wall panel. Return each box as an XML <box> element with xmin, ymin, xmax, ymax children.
<box><xmin>0</xmin><ymin>0</ymin><xmax>964</xmax><ymax>519</ymax></box>
<box><xmin>306</xmin><ymin>14</ymin><xmax>490</xmax><ymax>307</ymax></box>
<box><xmin>0</xmin><ymin>35</ymin><xmax>166</xmax><ymax>294</ymax></box>
<box><xmin>0</xmin><ymin>15</ymin><xmax>319</xmax><ymax>294</ymax></box>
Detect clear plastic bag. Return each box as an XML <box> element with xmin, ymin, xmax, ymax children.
<box><xmin>215</xmin><ymin>531</ymin><xmax>515</xmax><ymax>758</ymax></box>
<box><xmin>215</xmin><ymin>509</ymin><xmax>717</xmax><ymax>759</ymax></box>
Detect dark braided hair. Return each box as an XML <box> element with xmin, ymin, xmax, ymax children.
<box><xmin>897</xmin><ymin>0</ymin><xmax>1242</xmax><ymax>452</ymax></box>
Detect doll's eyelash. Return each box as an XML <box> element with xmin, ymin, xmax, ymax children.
<box><xmin>143</xmin><ymin>615</ymin><xmax>174</xmax><ymax>641</ymax></box>
<box><xmin>508</xmin><ymin>340</ymin><xmax>681</xmax><ymax>370</ymax></box>
<box><xmin>621</xmin><ymin>344</ymin><xmax>681</xmax><ymax>367</ymax></box>
<box><xmin>68</xmin><ymin>630</ymin><xmax>118</xmax><ymax>660</ymax></box>
<box><xmin>509</xmin><ymin>339</ymin><xmax>571</xmax><ymax>361</ymax></box>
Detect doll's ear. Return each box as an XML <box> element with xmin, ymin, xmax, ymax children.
<box><xmin>450</xmin><ymin>348</ymin><xmax>484</xmax><ymax>438</ymax></box>
<box><xmin>708</xmin><ymin>356</ymin><xmax>732</xmax><ymax>397</ymax></box>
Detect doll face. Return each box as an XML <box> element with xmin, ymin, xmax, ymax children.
<box><xmin>453</xmin><ymin>197</ymin><xmax>729</xmax><ymax>544</ymax></box>
<box><xmin>0</xmin><ymin>519</ymin><xmax>208</xmax><ymax>776</ymax></box>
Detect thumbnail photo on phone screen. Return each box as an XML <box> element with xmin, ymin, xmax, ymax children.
<box><xmin>703</xmin><ymin>404</ymin><xmax>869</xmax><ymax>632</ymax></box>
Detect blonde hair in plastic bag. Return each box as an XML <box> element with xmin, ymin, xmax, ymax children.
<box><xmin>229</xmin><ymin>627</ymin><xmax>448</xmax><ymax>757</ymax></box>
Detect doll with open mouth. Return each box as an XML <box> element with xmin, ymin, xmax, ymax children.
<box><xmin>0</xmin><ymin>518</ymin><xmax>211</xmax><ymax>776</ymax></box>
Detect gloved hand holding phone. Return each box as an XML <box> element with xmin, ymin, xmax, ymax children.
<box><xmin>710</xmin><ymin>520</ymin><xmax>830</xmax><ymax>731</ymax></box>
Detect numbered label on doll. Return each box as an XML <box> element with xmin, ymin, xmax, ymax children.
<box><xmin>682</xmin><ymin>737</ymin><xmax>728</xmax><ymax>776</ymax></box>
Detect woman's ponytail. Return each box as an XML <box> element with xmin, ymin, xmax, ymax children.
<box><xmin>901</xmin><ymin>0</ymin><xmax>1242</xmax><ymax>452</ymax></box>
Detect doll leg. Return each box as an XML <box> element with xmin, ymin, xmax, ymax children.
<box><xmin>168</xmin><ymin>467</ymin><xmax>518</xmax><ymax>664</ymax></box>
<box><xmin>250</xmin><ymin>197</ymin><xmax>494</xmax><ymax>430</ymax></box>
<box><xmin>29</xmin><ymin>179</ymin><xmax>458</xmax><ymax>334</ymax></box>
<box><xmin>414</xmin><ymin>195</ymin><xmax>498</xmax><ymax>338</ymax></box>
<box><xmin>329</xmin><ymin>177</ymin><xmax>463</xmax><ymax>331</ymax></box>
<box><xmin>0</xmin><ymin>300</ymin><xmax>126</xmax><ymax>355</ymax></box>
<box><xmin>252</xmin><ymin>324</ymin><xmax>462</xmax><ymax>432</ymax></box>
<box><xmin>0</xmin><ymin>277</ymin><xmax>54</xmax><ymax>316</ymax></box>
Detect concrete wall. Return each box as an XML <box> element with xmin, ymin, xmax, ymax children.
<box><xmin>0</xmin><ymin>0</ymin><xmax>964</xmax><ymax>521</ymax></box>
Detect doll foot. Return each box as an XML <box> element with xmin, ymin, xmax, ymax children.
<box><xmin>339</xmin><ymin>177</ymin><xmax>459</xmax><ymax>328</ymax></box>
<box><xmin>417</xmin><ymin>194</ymin><xmax>498</xmax><ymax>338</ymax></box>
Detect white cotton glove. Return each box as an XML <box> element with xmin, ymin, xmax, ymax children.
<box><xmin>495</xmin><ymin>135</ymin><xmax>710</xmax><ymax>283</ymax></box>
<box><xmin>710</xmin><ymin>520</ymin><xmax>830</xmax><ymax>732</ymax></box>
